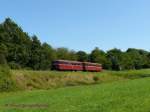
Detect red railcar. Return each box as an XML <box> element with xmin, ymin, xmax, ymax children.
<box><xmin>52</xmin><ymin>60</ymin><xmax>102</xmax><ymax>72</ymax></box>
<box><xmin>52</xmin><ymin>60</ymin><xmax>83</xmax><ymax>71</ymax></box>
<box><xmin>83</xmin><ymin>62</ymin><xmax>102</xmax><ymax>72</ymax></box>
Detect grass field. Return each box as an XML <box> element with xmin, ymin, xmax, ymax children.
<box><xmin>1</xmin><ymin>69</ymin><xmax>150</xmax><ymax>111</ymax></box>
<box><xmin>1</xmin><ymin>76</ymin><xmax>150</xmax><ymax>112</ymax></box>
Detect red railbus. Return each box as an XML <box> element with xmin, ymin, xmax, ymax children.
<box><xmin>83</xmin><ymin>62</ymin><xmax>102</xmax><ymax>72</ymax></box>
<box><xmin>52</xmin><ymin>60</ymin><xmax>102</xmax><ymax>72</ymax></box>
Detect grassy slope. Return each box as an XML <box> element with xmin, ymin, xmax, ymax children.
<box><xmin>11</xmin><ymin>69</ymin><xmax>150</xmax><ymax>90</ymax></box>
<box><xmin>11</xmin><ymin>70</ymin><xmax>123</xmax><ymax>90</ymax></box>
<box><xmin>1</xmin><ymin>77</ymin><xmax>150</xmax><ymax>112</ymax></box>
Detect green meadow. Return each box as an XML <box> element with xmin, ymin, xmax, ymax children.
<box><xmin>1</xmin><ymin>69</ymin><xmax>150</xmax><ymax>112</ymax></box>
<box><xmin>1</xmin><ymin>76</ymin><xmax>150</xmax><ymax>112</ymax></box>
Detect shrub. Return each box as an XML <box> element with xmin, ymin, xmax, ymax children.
<box><xmin>0</xmin><ymin>65</ymin><xmax>17</xmax><ymax>92</ymax></box>
<box><xmin>8</xmin><ymin>62</ymin><xmax>21</xmax><ymax>69</ymax></box>
<box><xmin>93</xmin><ymin>76</ymin><xmax>100</xmax><ymax>82</ymax></box>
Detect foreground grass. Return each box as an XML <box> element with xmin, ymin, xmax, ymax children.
<box><xmin>1</xmin><ymin>77</ymin><xmax>150</xmax><ymax>112</ymax></box>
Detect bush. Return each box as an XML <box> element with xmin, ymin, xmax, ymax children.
<box><xmin>8</xmin><ymin>62</ymin><xmax>21</xmax><ymax>69</ymax></box>
<box><xmin>0</xmin><ymin>65</ymin><xmax>17</xmax><ymax>92</ymax></box>
<box><xmin>93</xmin><ymin>76</ymin><xmax>100</xmax><ymax>82</ymax></box>
<box><xmin>0</xmin><ymin>54</ymin><xmax>7</xmax><ymax>65</ymax></box>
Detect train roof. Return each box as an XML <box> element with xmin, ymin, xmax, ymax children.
<box><xmin>53</xmin><ymin>60</ymin><xmax>102</xmax><ymax>66</ymax></box>
<box><xmin>83</xmin><ymin>62</ymin><xmax>102</xmax><ymax>66</ymax></box>
<box><xmin>54</xmin><ymin>60</ymin><xmax>82</xmax><ymax>64</ymax></box>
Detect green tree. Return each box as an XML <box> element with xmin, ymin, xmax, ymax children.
<box><xmin>126</xmin><ymin>48</ymin><xmax>148</xmax><ymax>69</ymax></box>
<box><xmin>76</xmin><ymin>51</ymin><xmax>88</xmax><ymax>62</ymax></box>
<box><xmin>0</xmin><ymin>18</ymin><xmax>32</xmax><ymax>68</ymax></box>
<box><xmin>29</xmin><ymin>36</ymin><xmax>42</xmax><ymax>70</ymax></box>
<box><xmin>39</xmin><ymin>43</ymin><xmax>56</xmax><ymax>70</ymax></box>
<box><xmin>68</xmin><ymin>50</ymin><xmax>77</xmax><ymax>61</ymax></box>
<box><xmin>90</xmin><ymin>47</ymin><xmax>111</xmax><ymax>69</ymax></box>
<box><xmin>56</xmin><ymin>47</ymin><xmax>70</xmax><ymax>60</ymax></box>
<box><xmin>0</xmin><ymin>44</ymin><xmax>7</xmax><ymax>64</ymax></box>
<box><xmin>107</xmin><ymin>48</ymin><xmax>123</xmax><ymax>70</ymax></box>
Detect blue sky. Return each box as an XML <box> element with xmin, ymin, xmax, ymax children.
<box><xmin>0</xmin><ymin>0</ymin><xmax>150</xmax><ymax>52</ymax></box>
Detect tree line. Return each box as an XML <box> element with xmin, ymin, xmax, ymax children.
<box><xmin>0</xmin><ymin>18</ymin><xmax>150</xmax><ymax>70</ymax></box>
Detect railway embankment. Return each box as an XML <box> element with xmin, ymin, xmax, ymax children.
<box><xmin>1</xmin><ymin>65</ymin><xmax>150</xmax><ymax>92</ymax></box>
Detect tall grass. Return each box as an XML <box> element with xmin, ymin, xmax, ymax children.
<box><xmin>1</xmin><ymin>69</ymin><xmax>150</xmax><ymax>91</ymax></box>
<box><xmin>12</xmin><ymin>70</ymin><xmax>103</xmax><ymax>90</ymax></box>
<box><xmin>10</xmin><ymin>69</ymin><xmax>150</xmax><ymax>91</ymax></box>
